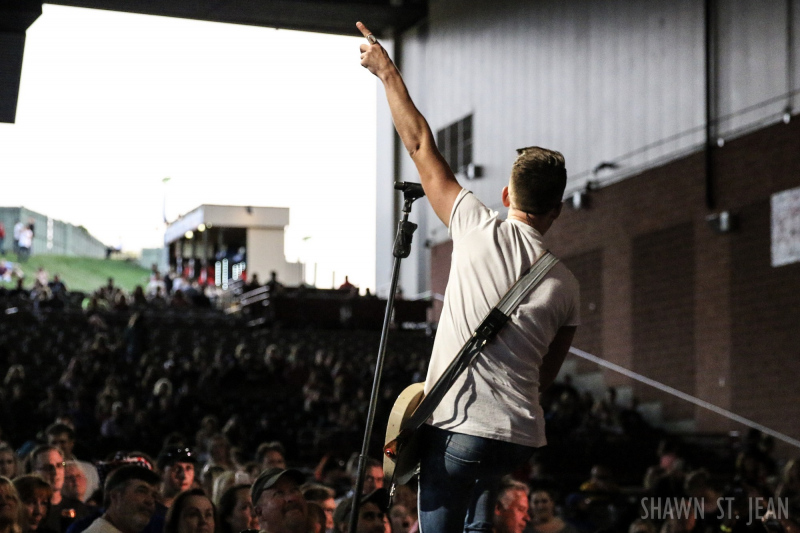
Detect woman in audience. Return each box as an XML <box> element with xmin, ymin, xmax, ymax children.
<box><xmin>165</xmin><ymin>489</ymin><xmax>216</xmax><ymax>533</ymax></box>
<box><xmin>12</xmin><ymin>475</ymin><xmax>52</xmax><ymax>533</ymax></box>
<box><xmin>0</xmin><ymin>476</ymin><xmax>22</xmax><ymax>533</ymax></box>
<box><xmin>528</xmin><ymin>489</ymin><xmax>578</xmax><ymax>533</ymax></box>
<box><xmin>0</xmin><ymin>446</ymin><xmax>20</xmax><ymax>480</ymax></box>
<box><xmin>217</xmin><ymin>485</ymin><xmax>257</xmax><ymax>533</ymax></box>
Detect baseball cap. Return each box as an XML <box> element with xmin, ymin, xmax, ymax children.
<box><xmin>104</xmin><ymin>464</ymin><xmax>161</xmax><ymax>493</ymax></box>
<box><xmin>333</xmin><ymin>488</ymin><xmax>389</xmax><ymax>529</ymax></box>
<box><xmin>250</xmin><ymin>467</ymin><xmax>306</xmax><ymax>503</ymax></box>
<box><xmin>156</xmin><ymin>447</ymin><xmax>196</xmax><ymax>470</ymax></box>
<box><xmin>96</xmin><ymin>452</ymin><xmax>155</xmax><ymax>489</ymax></box>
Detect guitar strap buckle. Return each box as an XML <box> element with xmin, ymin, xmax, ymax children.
<box><xmin>474</xmin><ymin>308</ymin><xmax>509</xmax><ymax>341</ymax></box>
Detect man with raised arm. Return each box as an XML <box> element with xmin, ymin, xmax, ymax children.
<box><xmin>356</xmin><ymin>22</ymin><xmax>580</xmax><ymax>533</ymax></box>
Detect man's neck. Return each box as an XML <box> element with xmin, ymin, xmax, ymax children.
<box><xmin>51</xmin><ymin>491</ymin><xmax>63</xmax><ymax>506</ymax></box>
<box><xmin>506</xmin><ymin>208</ymin><xmax>551</xmax><ymax>235</ymax></box>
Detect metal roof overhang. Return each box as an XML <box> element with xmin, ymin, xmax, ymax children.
<box><xmin>4</xmin><ymin>0</ymin><xmax>424</xmax><ymax>122</ymax></box>
<box><xmin>44</xmin><ymin>0</ymin><xmax>427</xmax><ymax>37</ymax></box>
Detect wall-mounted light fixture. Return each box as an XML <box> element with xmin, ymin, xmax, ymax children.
<box><xmin>461</xmin><ymin>162</ymin><xmax>483</xmax><ymax>180</ymax></box>
<box><xmin>706</xmin><ymin>211</ymin><xmax>736</xmax><ymax>233</ymax></box>
<box><xmin>568</xmin><ymin>180</ymin><xmax>598</xmax><ymax>210</ymax></box>
<box><xmin>569</xmin><ymin>190</ymin><xmax>586</xmax><ymax>210</ymax></box>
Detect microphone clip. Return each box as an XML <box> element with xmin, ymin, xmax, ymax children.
<box><xmin>394</xmin><ymin>182</ymin><xmax>425</xmax><ymax>212</ymax></box>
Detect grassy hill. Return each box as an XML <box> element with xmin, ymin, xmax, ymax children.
<box><xmin>1</xmin><ymin>255</ymin><xmax>151</xmax><ymax>294</ymax></box>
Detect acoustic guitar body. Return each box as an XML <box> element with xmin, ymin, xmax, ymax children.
<box><xmin>383</xmin><ymin>382</ymin><xmax>425</xmax><ymax>485</ymax></box>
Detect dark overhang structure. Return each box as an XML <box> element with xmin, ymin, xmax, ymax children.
<box><xmin>1</xmin><ymin>0</ymin><xmax>427</xmax><ymax>122</ymax></box>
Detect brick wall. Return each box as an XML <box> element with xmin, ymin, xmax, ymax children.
<box><xmin>561</xmin><ymin>249</ymin><xmax>604</xmax><ymax>374</ymax></box>
<box><xmin>429</xmin><ymin>117</ymin><xmax>800</xmax><ymax>451</ymax></box>
<box><xmin>631</xmin><ymin>223</ymin><xmax>695</xmax><ymax>420</ymax></box>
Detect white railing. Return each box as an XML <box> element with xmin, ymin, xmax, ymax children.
<box><xmin>569</xmin><ymin>346</ymin><xmax>800</xmax><ymax>450</ymax></box>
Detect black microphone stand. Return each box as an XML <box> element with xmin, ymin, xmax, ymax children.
<box><xmin>348</xmin><ymin>182</ymin><xmax>425</xmax><ymax>533</ymax></box>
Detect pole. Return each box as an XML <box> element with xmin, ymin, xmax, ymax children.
<box><xmin>348</xmin><ymin>182</ymin><xmax>424</xmax><ymax>533</ymax></box>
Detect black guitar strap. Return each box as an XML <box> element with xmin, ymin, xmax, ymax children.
<box><xmin>401</xmin><ymin>251</ymin><xmax>560</xmax><ymax>432</ymax></box>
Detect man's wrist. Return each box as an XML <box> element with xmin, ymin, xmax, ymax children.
<box><xmin>379</xmin><ymin>66</ymin><xmax>400</xmax><ymax>85</ymax></box>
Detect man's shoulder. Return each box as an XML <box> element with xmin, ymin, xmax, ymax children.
<box><xmin>449</xmin><ymin>190</ymin><xmax>498</xmax><ymax>238</ymax></box>
<box><xmin>83</xmin><ymin>517</ymin><xmax>122</xmax><ymax>533</ymax></box>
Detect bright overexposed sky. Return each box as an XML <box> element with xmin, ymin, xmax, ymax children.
<box><xmin>0</xmin><ymin>5</ymin><xmax>377</xmax><ymax>289</ymax></box>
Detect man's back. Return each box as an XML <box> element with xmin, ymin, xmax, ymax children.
<box><xmin>425</xmin><ymin>190</ymin><xmax>580</xmax><ymax>447</ymax></box>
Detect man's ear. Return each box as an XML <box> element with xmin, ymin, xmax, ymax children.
<box><xmin>495</xmin><ymin>501</ymin><xmax>503</xmax><ymax>516</ymax></box>
<box><xmin>502</xmin><ymin>186</ymin><xmax>511</xmax><ymax>208</ymax></box>
<box><xmin>108</xmin><ymin>488</ymin><xmax>121</xmax><ymax>509</ymax></box>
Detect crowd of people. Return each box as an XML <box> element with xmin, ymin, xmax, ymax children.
<box><xmin>0</xmin><ymin>264</ymin><xmax>221</xmax><ymax>314</ymax></box>
<box><xmin>0</xmin><ymin>275</ymin><xmax>798</xmax><ymax>533</ymax></box>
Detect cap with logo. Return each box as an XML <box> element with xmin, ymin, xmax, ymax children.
<box><xmin>250</xmin><ymin>467</ymin><xmax>306</xmax><ymax>503</ymax></box>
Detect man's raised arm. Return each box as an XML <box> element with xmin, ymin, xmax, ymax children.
<box><xmin>357</xmin><ymin>21</ymin><xmax>462</xmax><ymax>226</ymax></box>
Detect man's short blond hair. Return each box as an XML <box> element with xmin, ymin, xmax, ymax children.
<box><xmin>509</xmin><ymin>146</ymin><xmax>567</xmax><ymax>215</ymax></box>
<box><xmin>497</xmin><ymin>477</ymin><xmax>530</xmax><ymax>509</ymax></box>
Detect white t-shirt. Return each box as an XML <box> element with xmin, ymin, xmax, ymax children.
<box><xmin>83</xmin><ymin>517</ymin><xmax>123</xmax><ymax>533</ymax></box>
<box><xmin>18</xmin><ymin>228</ymin><xmax>33</xmax><ymax>248</ymax></box>
<box><xmin>424</xmin><ymin>189</ymin><xmax>580</xmax><ymax>448</ymax></box>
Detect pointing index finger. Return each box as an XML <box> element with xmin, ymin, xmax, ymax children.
<box><xmin>356</xmin><ymin>21</ymin><xmax>377</xmax><ymax>44</ymax></box>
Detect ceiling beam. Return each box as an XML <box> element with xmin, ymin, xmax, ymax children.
<box><xmin>47</xmin><ymin>0</ymin><xmax>426</xmax><ymax>37</ymax></box>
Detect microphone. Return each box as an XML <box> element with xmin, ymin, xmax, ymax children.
<box><xmin>394</xmin><ymin>181</ymin><xmax>425</xmax><ymax>200</ymax></box>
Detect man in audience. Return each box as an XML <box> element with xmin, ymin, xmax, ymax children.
<box><xmin>494</xmin><ymin>479</ymin><xmax>530</xmax><ymax>533</ymax></box>
<box><xmin>347</xmin><ymin>457</ymin><xmax>383</xmax><ymax>498</ymax></box>
<box><xmin>48</xmin><ymin>274</ymin><xmax>68</xmax><ymax>300</ymax></box>
<box><xmin>47</xmin><ymin>423</ymin><xmax>100</xmax><ymax>501</ymax></box>
<box><xmin>302</xmin><ymin>484</ymin><xmax>336</xmax><ymax>533</ymax></box>
<box><xmin>360</xmin><ymin>459</ymin><xmax>383</xmax><ymax>495</ymax></box>
<box><xmin>332</xmin><ymin>489</ymin><xmax>388</xmax><ymax>533</ymax></box>
<box><xmin>156</xmin><ymin>448</ymin><xmax>196</xmax><ymax>508</ymax></box>
<box><xmin>12</xmin><ymin>220</ymin><xmax>24</xmax><ymax>255</ymax></box>
<box><xmin>30</xmin><ymin>445</ymin><xmax>89</xmax><ymax>532</ymax></box>
<box><xmin>83</xmin><ymin>465</ymin><xmax>161</xmax><ymax>533</ymax></box>
<box><xmin>257</xmin><ymin>442</ymin><xmax>287</xmax><ymax>471</ymax></box>
<box><xmin>251</xmin><ymin>467</ymin><xmax>308</xmax><ymax>533</ymax></box>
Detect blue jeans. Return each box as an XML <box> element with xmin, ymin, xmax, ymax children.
<box><xmin>417</xmin><ymin>425</ymin><xmax>535</xmax><ymax>533</ymax></box>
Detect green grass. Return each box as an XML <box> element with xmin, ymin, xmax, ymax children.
<box><xmin>1</xmin><ymin>254</ymin><xmax>151</xmax><ymax>294</ymax></box>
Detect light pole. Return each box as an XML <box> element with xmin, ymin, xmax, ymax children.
<box><xmin>162</xmin><ymin>176</ymin><xmax>172</xmax><ymax>224</ymax></box>
<box><xmin>302</xmin><ymin>235</ymin><xmax>316</xmax><ymax>286</ymax></box>
<box><xmin>161</xmin><ymin>176</ymin><xmax>172</xmax><ymax>276</ymax></box>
